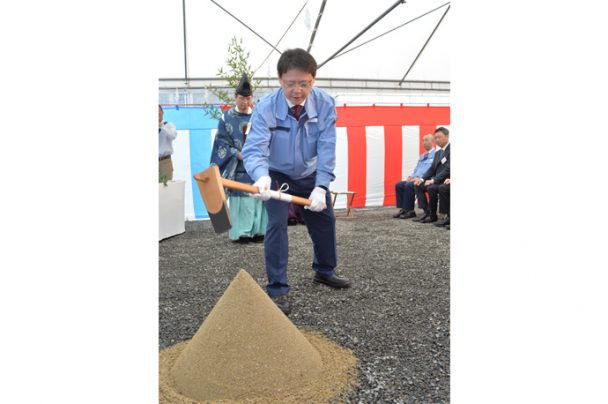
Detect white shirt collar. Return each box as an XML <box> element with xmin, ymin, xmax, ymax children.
<box><xmin>284</xmin><ymin>96</ymin><xmax>306</xmax><ymax>108</ymax></box>
<box><xmin>235</xmin><ymin>106</ymin><xmax>252</xmax><ymax>114</ymax></box>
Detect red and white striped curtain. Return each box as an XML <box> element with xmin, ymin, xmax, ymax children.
<box><xmin>331</xmin><ymin>105</ymin><xmax>450</xmax><ymax>209</ymax></box>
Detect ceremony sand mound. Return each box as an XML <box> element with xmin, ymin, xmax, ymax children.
<box><xmin>159</xmin><ymin>269</ymin><xmax>358</xmax><ymax>403</ymax></box>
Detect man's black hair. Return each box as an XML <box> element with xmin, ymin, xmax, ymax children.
<box><xmin>277</xmin><ymin>48</ymin><xmax>317</xmax><ymax>78</ymax></box>
<box><xmin>435</xmin><ymin>127</ymin><xmax>449</xmax><ymax>136</ymax></box>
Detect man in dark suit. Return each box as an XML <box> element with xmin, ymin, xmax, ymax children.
<box><xmin>435</xmin><ymin>178</ymin><xmax>450</xmax><ymax>228</ymax></box>
<box><xmin>413</xmin><ymin>127</ymin><xmax>450</xmax><ymax>223</ymax></box>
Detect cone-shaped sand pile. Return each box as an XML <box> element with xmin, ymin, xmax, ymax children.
<box><xmin>160</xmin><ymin>269</ymin><xmax>358</xmax><ymax>403</ymax></box>
<box><xmin>169</xmin><ymin>269</ymin><xmax>322</xmax><ymax>400</ymax></box>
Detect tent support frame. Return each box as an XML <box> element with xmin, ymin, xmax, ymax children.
<box><xmin>399</xmin><ymin>4</ymin><xmax>450</xmax><ymax>85</ymax></box>
<box><xmin>307</xmin><ymin>0</ymin><xmax>328</xmax><ymax>53</ymax></box>
<box><xmin>318</xmin><ymin>0</ymin><xmax>406</xmax><ymax>69</ymax></box>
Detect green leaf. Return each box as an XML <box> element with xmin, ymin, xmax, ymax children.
<box><xmin>159</xmin><ymin>172</ymin><xmax>169</xmax><ymax>186</ymax></box>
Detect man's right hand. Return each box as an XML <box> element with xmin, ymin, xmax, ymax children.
<box><xmin>406</xmin><ymin>176</ymin><xmax>412</xmax><ymax>182</ymax></box>
<box><xmin>251</xmin><ymin>176</ymin><xmax>272</xmax><ymax>201</ymax></box>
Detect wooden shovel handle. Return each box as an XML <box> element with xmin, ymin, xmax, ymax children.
<box><xmin>221</xmin><ymin>178</ymin><xmax>259</xmax><ymax>194</ymax></box>
<box><xmin>277</xmin><ymin>194</ymin><xmax>312</xmax><ymax>207</ymax></box>
<box><xmin>221</xmin><ymin>178</ymin><xmax>312</xmax><ymax>207</ymax></box>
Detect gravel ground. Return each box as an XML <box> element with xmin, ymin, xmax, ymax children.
<box><xmin>159</xmin><ymin>206</ymin><xmax>450</xmax><ymax>403</ymax></box>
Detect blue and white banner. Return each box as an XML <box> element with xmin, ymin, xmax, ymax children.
<box><xmin>162</xmin><ymin>106</ymin><xmax>219</xmax><ymax>220</ymax></box>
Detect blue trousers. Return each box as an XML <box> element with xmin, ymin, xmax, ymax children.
<box><xmin>395</xmin><ymin>180</ymin><xmax>416</xmax><ymax>210</ymax></box>
<box><xmin>264</xmin><ymin>170</ymin><xmax>337</xmax><ymax>297</ymax></box>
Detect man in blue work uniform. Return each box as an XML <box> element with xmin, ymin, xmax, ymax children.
<box><xmin>242</xmin><ymin>48</ymin><xmax>351</xmax><ymax>316</ymax></box>
<box><xmin>393</xmin><ymin>133</ymin><xmax>436</xmax><ymax>219</ymax></box>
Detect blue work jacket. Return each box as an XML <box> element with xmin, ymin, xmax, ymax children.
<box><xmin>242</xmin><ymin>86</ymin><xmax>337</xmax><ymax>189</ymax></box>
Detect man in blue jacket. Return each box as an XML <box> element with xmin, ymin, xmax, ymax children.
<box><xmin>242</xmin><ymin>48</ymin><xmax>351</xmax><ymax>316</ymax></box>
<box><xmin>393</xmin><ymin>133</ymin><xmax>436</xmax><ymax>219</ymax></box>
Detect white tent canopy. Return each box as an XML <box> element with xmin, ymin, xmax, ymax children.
<box><xmin>158</xmin><ymin>1</ymin><xmax>451</xmax><ymax>221</ymax></box>
<box><xmin>158</xmin><ymin>0</ymin><xmax>450</xmax><ymax>82</ymax></box>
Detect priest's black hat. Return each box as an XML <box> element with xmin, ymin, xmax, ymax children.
<box><xmin>235</xmin><ymin>73</ymin><xmax>252</xmax><ymax>97</ymax></box>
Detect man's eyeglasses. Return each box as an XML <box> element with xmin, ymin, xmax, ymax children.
<box><xmin>282</xmin><ymin>80</ymin><xmax>313</xmax><ymax>90</ymax></box>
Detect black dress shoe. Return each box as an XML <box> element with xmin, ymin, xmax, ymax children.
<box><xmin>251</xmin><ymin>234</ymin><xmax>265</xmax><ymax>243</ymax></box>
<box><xmin>413</xmin><ymin>213</ymin><xmax>429</xmax><ymax>222</ymax></box>
<box><xmin>271</xmin><ymin>294</ymin><xmax>291</xmax><ymax>316</ymax></box>
<box><xmin>399</xmin><ymin>210</ymin><xmax>416</xmax><ymax>219</ymax></box>
<box><xmin>434</xmin><ymin>218</ymin><xmax>450</xmax><ymax>227</ymax></box>
<box><xmin>445</xmin><ymin>224</ymin><xmax>450</xmax><ymax>230</ymax></box>
<box><xmin>232</xmin><ymin>237</ymin><xmax>250</xmax><ymax>244</ymax></box>
<box><xmin>393</xmin><ymin>209</ymin><xmax>406</xmax><ymax>218</ymax></box>
<box><xmin>287</xmin><ymin>218</ymin><xmax>298</xmax><ymax>226</ymax></box>
<box><xmin>421</xmin><ymin>215</ymin><xmax>438</xmax><ymax>223</ymax></box>
<box><xmin>313</xmin><ymin>273</ymin><xmax>352</xmax><ymax>289</ymax></box>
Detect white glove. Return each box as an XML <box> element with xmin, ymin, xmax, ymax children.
<box><xmin>305</xmin><ymin>186</ymin><xmax>327</xmax><ymax>212</ymax></box>
<box><xmin>252</xmin><ymin>176</ymin><xmax>272</xmax><ymax>201</ymax></box>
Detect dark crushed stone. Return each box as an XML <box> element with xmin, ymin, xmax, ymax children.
<box><xmin>160</xmin><ymin>206</ymin><xmax>450</xmax><ymax>403</ymax></box>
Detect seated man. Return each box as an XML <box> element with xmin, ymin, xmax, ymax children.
<box><xmin>393</xmin><ymin>134</ymin><xmax>436</xmax><ymax>219</ymax></box>
<box><xmin>413</xmin><ymin>127</ymin><xmax>450</xmax><ymax>223</ymax></box>
<box><xmin>435</xmin><ymin>178</ymin><xmax>450</xmax><ymax>228</ymax></box>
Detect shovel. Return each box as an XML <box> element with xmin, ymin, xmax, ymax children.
<box><xmin>193</xmin><ymin>165</ymin><xmax>312</xmax><ymax>233</ymax></box>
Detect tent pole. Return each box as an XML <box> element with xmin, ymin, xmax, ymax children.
<box><xmin>209</xmin><ymin>0</ymin><xmax>282</xmax><ymax>55</ymax></box>
<box><xmin>334</xmin><ymin>2</ymin><xmax>450</xmax><ymax>60</ymax></box>
<box><xmin>307</xmin><ymin>0</ymin><xmax>328</xmax><ymax>53</ymax></box>
<box><xmin>182</xmin><ymin>0</ymin><xmax>189</xmax><ymax>84</ymax></box>
<box><xmin>318</xmin><ymin>0</ymin><xmax>406</xmax><ymax>69</ymax></box>
<box><xmin>253</xmin><ymin>0</ymin><xmax>309</xmax><ymax>76</ymax></box>
<box><xmin>399</xmin><ymin>4</ymin><xmax>450</xmax><ymax>85</ymax></box>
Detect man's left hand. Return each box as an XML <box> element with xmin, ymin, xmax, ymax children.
<box><xmin>306</xmin><ymin>187</ymin><xmax>327</xmax><ymax>212</ymax></box>
<box><xmin>425</xmin><ymin>179</ymin><xmax>434</xmax><ymax>186</ymax></box>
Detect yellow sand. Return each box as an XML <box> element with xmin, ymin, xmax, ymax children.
<box><xmin>159</xmin><ymin>269</ymin><xmax>358</xmax><ymax>403</ymax></box>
